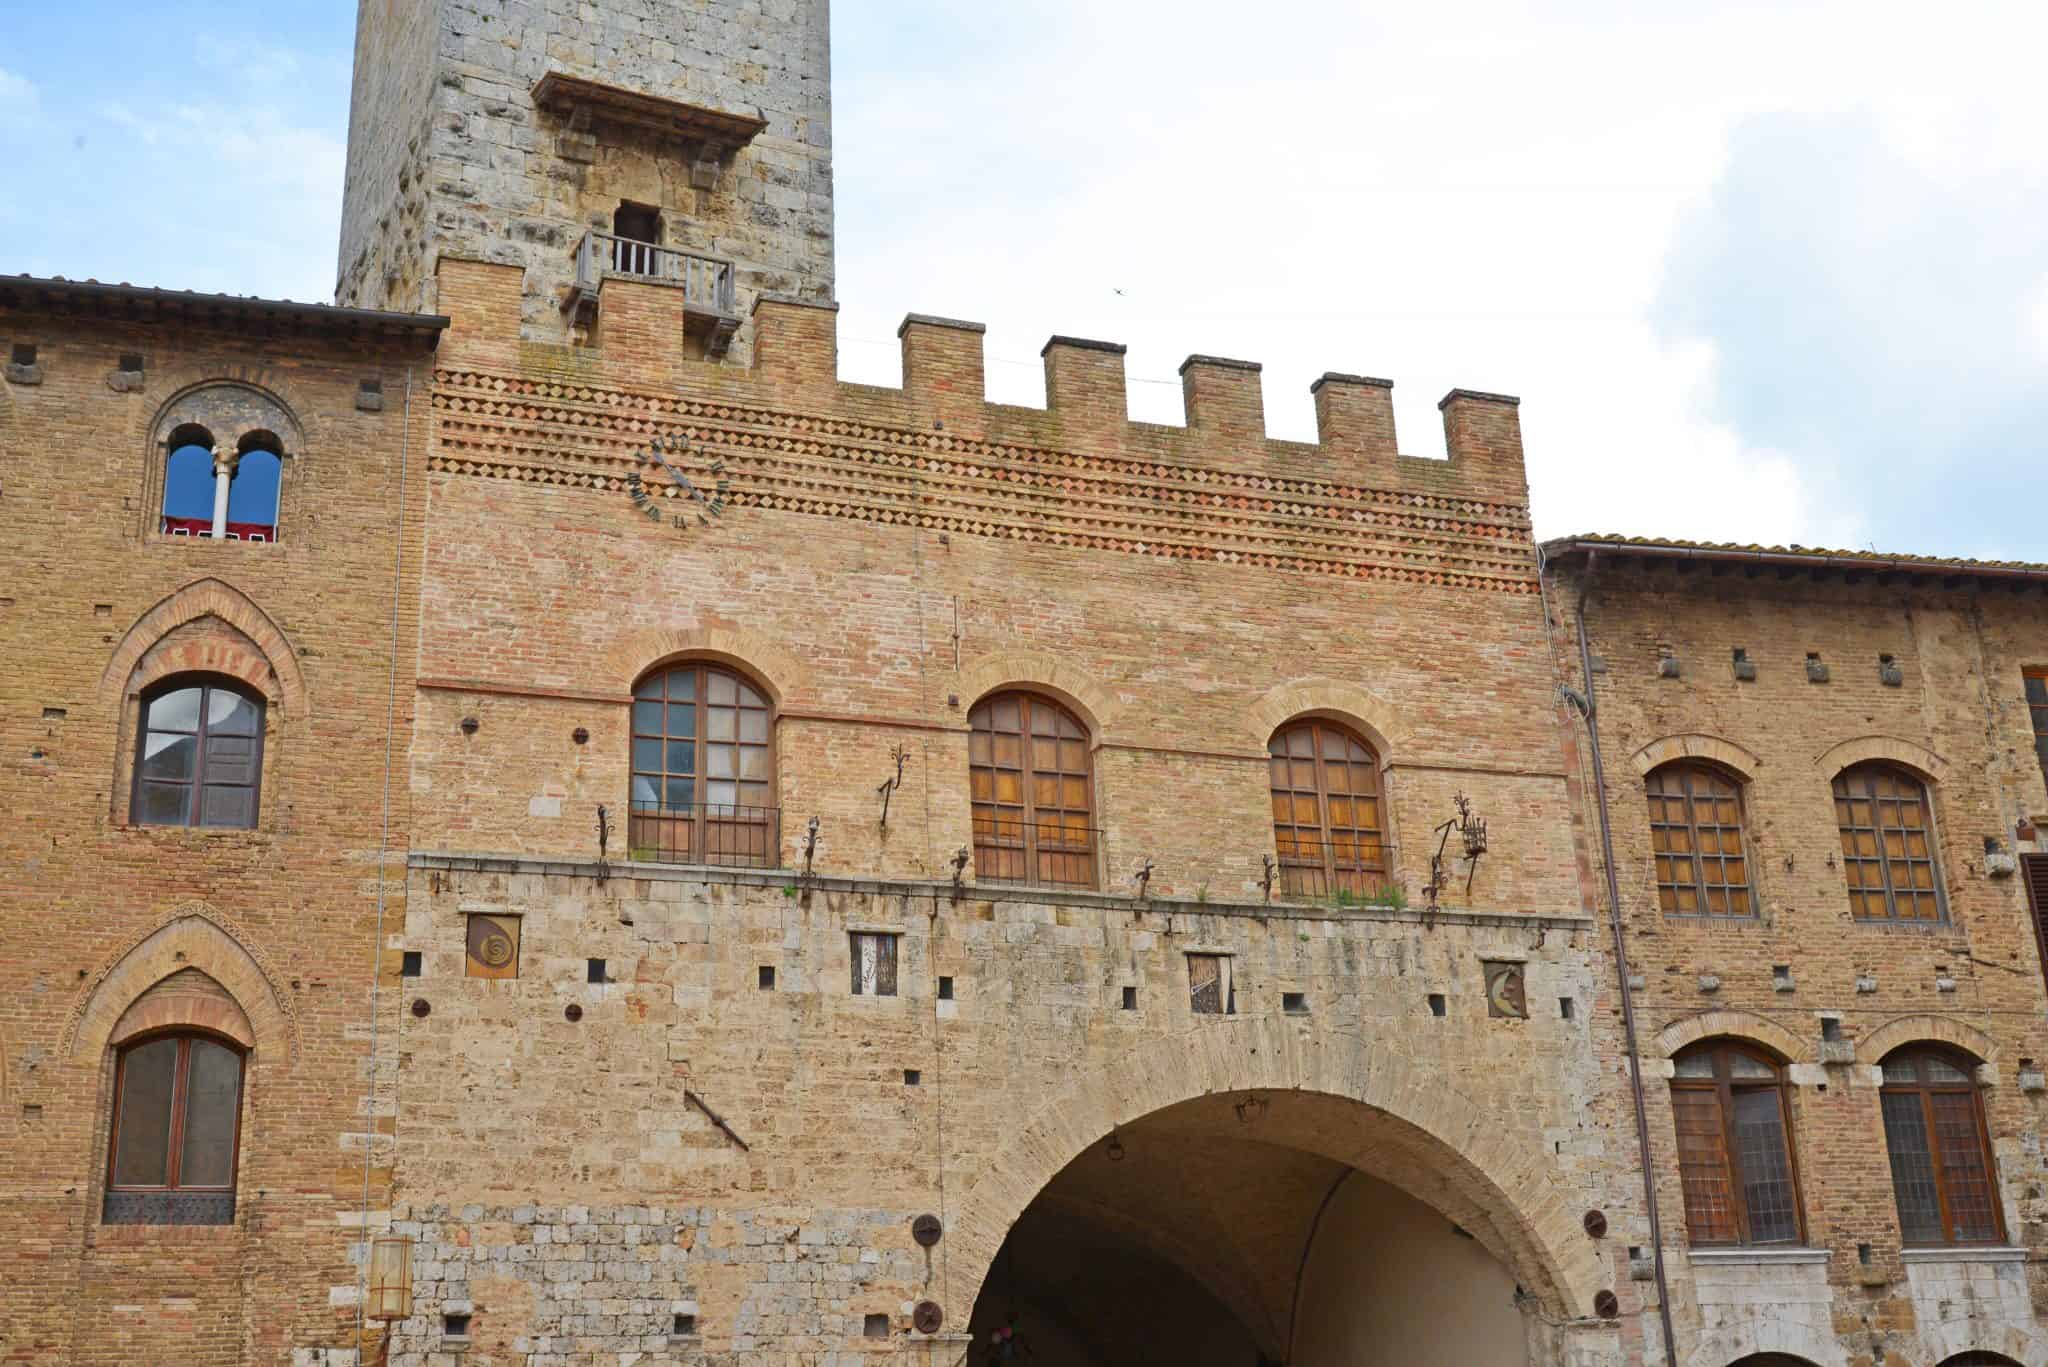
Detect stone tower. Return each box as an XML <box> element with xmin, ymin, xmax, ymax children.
<box><xmin>336</xmin><ymin>0</ymin><xmax>835</xmax><ymax>358</ymax></box>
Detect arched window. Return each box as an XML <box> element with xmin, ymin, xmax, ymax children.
<box><xmin>158</xmin><ymin>427</ymin><xmax>284</xmax><ymax>541</ymax></box>
<box><xmin>1646</xmin><ymin>763</ymin><xmax>1753</xmax><ymax>916</ymax></box>
<box><xmin>1834</xmin><ymin>763</ymin><xmax>1944</xmax><ymax>922</ymax></box>
<box><xmin>1670</xmin><ymin>1041</ymin><xmax>1802</xmax><ymax>1246</ymax></box>
<box><xmin>132</xmin><ymin>679</ymin><xmax>265</xmax><ymax>829</ymax></box>
<box><xmin>1268</xmin><ymin>719</ymin><xmax>1386</xmax><ymax>899</ymax></box>
<box><xmin>629</xmin><ymin>662</ymin><xmax>775</xmax><ymax>867</ymax></box>
<box><xmin>104</xmin><ymin>1032</ymin><xmax>245</xmax><ymax>1225</ymax></box>
<box><xmin>969</xmin><ymin>692</ymin><xmax>1097</xmax><ymax>889</ymax></box>
<box><xmin>1880</xmin><ymin>1046</ymin><xmax>2002</xmax><ymax>1246</ymax></box>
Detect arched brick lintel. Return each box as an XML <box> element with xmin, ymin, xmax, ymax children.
<box><xmin>607</xmin><ymin>625</ymin><xmax>811</xmax><ymax>708</ymax></box>
<box><xmin>108</xmin><ymin>971</ymin><xmax>256</xmax><ymax>1051</ymax></box>
<box><xmin>1815</xmin><ymin>735</ymin><xmax>1948</xmax><ymax>783</ymax></box>
<box><xmin>1656</xmin><ymin>1008</ymin><xmax>1813</xmax><ymax>1065</ymax></box>
<box><xmin>1632</xmin><ymin>733</ymin><xmax>1762</xmax><ymax>780</ymax></box>
<box><xmin>955</xmin><ymin>650</ymin><xmax>1120</xmax><ymax>739</ymax></box>
<box><xmin>941</xmin><ymin>1016</ymin><xmax>1604</xmax><ymax>1326</ymax></box>
<box><xmin>98</xmin><ymin>578</ymin><xmax>308</xmax><ymax>717</ymax></box>
<box><xmin>1244</xmin><ymin>678</ymin><xmax>1405</xmax><ymax>762</ymax></box>
<box><xmin>66</xmin><ymin>906</ymin><xmax>297</xmax><ymax>1064</ymax></box>
<box><xmin>1856</xmin><ymin>1013</ymin><xmax>1998</xmax><ymax>1068</ymax></box>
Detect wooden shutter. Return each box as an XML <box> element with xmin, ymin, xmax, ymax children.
<box><xmin>2024</xmin><ymin>855</ymin><xmax>2048</xmax><ymax>997</ymax></box>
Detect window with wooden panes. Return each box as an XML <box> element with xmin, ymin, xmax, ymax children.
<box><xmin>968</xmin><ymin>692</ymin><xmax>1097</xmax><ymax>889</ymax></box>
<box><xmin>1645</xmin><ymin>764</ymin><xmax>1753</xmax><ymax>916</ymax></box>
<box><xmin>1833</xmin><ymin>763</ymin><xmax>1944</xmax><ymax>922</ymax></box>
<box><xmin>104</xmin><ymin>1033</ymin><xmax>245</xmax><ymax>1225</ymax></box>
<box><xmin>629</xmin><ymin>664</ymin><xmax>774</xmax><ymax>867</ymax></box>
<box><xmin>1669</xmin><ymin>1041</ymin><xmax>1802</xmax><ymax>1246</ymax></box>
<box><xmin>1880</xmin><ymin>1047</ymin><xmax>2003</xmax><ymax>1246</ymax></box>
<box><xmin>2025</xmin><ymin>669</ymin><xmax>2048</xmax><ymax>792</ymax></box>
<box><xmin>131</xmin><ymin>679</ymin><xmax>264</xmax><ymax>829</ymax></box>
<box><xmin>1268</xmin><ymin>720</ymin><xmax>1387</xmax><ymax>899</ymax></box>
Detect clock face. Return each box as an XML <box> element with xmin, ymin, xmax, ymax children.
<box><xmin>625</xmin><ymin>433</ymin><xmax>731</xmax><ymax>534</ymax></box>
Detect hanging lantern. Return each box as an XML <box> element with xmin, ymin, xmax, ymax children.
<box><xmin>366</xmin><ymin>1235</ymin><xmax>415</xmax><ymax>1322</ymax></box>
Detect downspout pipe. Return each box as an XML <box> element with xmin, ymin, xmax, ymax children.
<box><xmin>1560</xmin><ymin>547</ymin><xmax>1680</xmax><ymax>1366</ymax></box>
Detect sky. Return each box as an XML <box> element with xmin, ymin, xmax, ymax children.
<box><xmin>4</xmin><ymin>1</ymin><xmax>2046</xmax><ymax>559</ymax></box>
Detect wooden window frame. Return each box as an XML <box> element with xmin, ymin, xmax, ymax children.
<box><xmin>1669</xmin><ymin>1041</ymin><xmax>1805</xmax><ymax>1247</ymax></box>
<box><xmin>1187</xmin><ymin>953</ymin><xmax>1235</xmax><ymax>1016</ymax></box>
<box><xmin>1645</xmin><ymin>762</ymin><xmax>1756</xmax><ymax>918</ymax></box>
<box><xmin>1880</xmin><ymin>1046</ymin><xmax>2006</xmax><ymax>1247</ymax></box>
<box><xmin>968</xmin><ymin>691</ymin><xmax>1099</xmax><ymax>890</ymax></box>
<box><xmin>103</xmin><ymin>1031</ymin><xmax>247</xmax><ymax>1225</ymax></box>
<box><xmin>1833</xmin><ymin>763</ymin><xmax>1947</xmax><ymax>924</ymax></box>
<box><xmin>2023</xmin><ymin>855</ymin><xmax>2048</xmax><ymax>1001</ymax></box>
<box><xmin>850</xmin><ymin>932</ymin><xmax>899</xmax><ymax>998</ymax></box>
<box><xmin>1268</xmin><ymin>718</ymin><xmax>1389</xmax><ymax>899</ymax></box>
<box><xmin>629</xmin><ymin>662</ymin><xmax>777</xmax><ymax>867</ymax></box>
<box><xmin>130</xmin><ymin>677</ymin><xmax>266</xmax><ymax>830</ymax></box>
<box><xmin>2024</xmin><ymin>668</ymin><xmax>2048</xmax><ymax>796</ymax></box>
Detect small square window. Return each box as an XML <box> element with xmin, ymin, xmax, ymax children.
<box><xmin>1282</xmin><ymin>991</ymin><xmax>1308</xmax><ymax>1015</ymax></box>
<box><xmin>118</xmin><ymin>353</ymin><xmax>143</xmax><ymax>375</ymax></box>
<box><xmin>673</xmin><ymin>1313</ymin><xmax>697</xmax><ymax>1337</ymax></box>
<box><xmin>400</xmin><ymin>951</ymin><xmax>422</xmax><ymax>979</ymax></box>
<box><xmin>1428</xmin><ymin>993</ymin><xmax>1447</xmax><ymax>1017</ymax></box>
<box><xmin>904</xmin><ymin>1069</ymin><xmax>921</xmax><ymax>1086</ymax></box>
<box><xmin>1188</xmin><ymin>954</ymin><xmax>1233</xmax><ymax>1016</ymax></box>
<box><xmin>759</xmin><ymin>965</ymin><xmax>776</xmax><ymax>990</ymax></box>
<box><xmin>1121</xmin><ymin>985</ymin><xmax>1138</xmax><ymax>1011</ymax></box>
<box><xmin>864</xmin><ymin>1313</ymin><xmax>890</xmax><ymax>1338</ymax></box>
<box><xmin>851</xmin><ymin>932</ymin><xmax>899</xmax><ymax>997</ymax></box>
<box><xmin>587</xmin><ymin>958</ymin><xmax>607</xmax><ymax>984</ymax></box>
<box><xmin>10</xmin><ymin>343</ymin><xmax>35</xmax><ymax>367</ymax></box>
<box><xmin>444</xmin><ymin>1313</ymin><xmax>472</xmax><ymax>1339</ymax></box>
<box><xmin>1559</xmin><ymin>997</ymin><xmax>1574</xmax><ymax>1020</ymax></box>
<box><xmin>465</xmin><ymin>914</ymin><xmax>520</xmax><ymax>979</ymax></box>
<box><xmin>938</xmin><ymin>975</ymin><xmax>954</xmax><ymax>1001</ymax></box>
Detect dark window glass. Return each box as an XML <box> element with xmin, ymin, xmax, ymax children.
<box><xmin>628</xmin><ymin>664</ymin><xmax>773</xmax><ymax>867</ymax></box>
<box><xmin>1269</xmin><ymin>720</ymin><xmax>1387</xmax><ymax>899</ymax></box>
<box><xmin>2027</xmin><ymin>669</ymin><xmax>2048</xmax><ymax>792</ymax></box>
<box><xmin>1646</xmin><ymin>764</ymin><xmax>1754</xmax><ymax>916</ymax></box>
<box><xmin>1833</xmin><ymin>763</ymin><xmax>1944</xmax><ymax>922</ymax></box>
<box><xmin>105</xmin><ymin>1033</ymin><xmax>245</xmax><ymax>1226</ymax></box>
<box><xmin>1880</xmin><ymin>1047</ymin><xmax>2002</xmax><ymax>1246</ymax></box>
<box><xmin>1669</xmin><ymin>1041</ymin><xmax>1802</xmax><ymax>1246</ymax></box>
<box><xmin>132</xmin><ymin>681</ymin><xmax>265</xmax><ymax>830</ymax></box>
<box><xmin>969</xmin><ymin>693</ymin><xmax>1097</xmax><ymax>889</ymax></box>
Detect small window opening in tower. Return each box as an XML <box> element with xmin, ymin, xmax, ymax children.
<box><xmin>612</xmin><ymin>201</ymin><xmax>664</xmax><ymax>277</ymax></box>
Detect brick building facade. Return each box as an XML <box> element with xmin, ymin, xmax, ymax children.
<box><xmin>4</xmin><ymin>2</ymin><xmax>2048</xmax><ymax>1365</ymax></box>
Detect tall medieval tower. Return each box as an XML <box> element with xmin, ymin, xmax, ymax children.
<box><xmin>335</xmin><ymin>0</ymin><xmax>835</xmax><ymax>357</ymax></box>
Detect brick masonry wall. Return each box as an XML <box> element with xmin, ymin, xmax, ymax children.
<box><xmin>0</xmin><ymin>306</ymin><xmax>435</xmax><ymax>1365</ymax></box>
<box><xmin>1547</xmin><ymin>554</ymin><xmax>2048</xmax><ymax>1367</ymax></box>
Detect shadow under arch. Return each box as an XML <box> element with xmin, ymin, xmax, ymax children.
<box><xmin>944</xmin><ymin>1016</ymin><xmax>1604</xmax><ymax>1354</ymax></box>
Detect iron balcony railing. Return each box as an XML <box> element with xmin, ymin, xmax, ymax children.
<box><xmin>627</xmin><ymin>802</ymin><xmax>780</xmax><ymax>870</ymax></box>
<box><xmin>572</xmin><ymin>231</ymin><xmax>737</xmax><ymax>316</ymax></box>
<box><xmin>971</xmin><ymin>816</ymin><xmax>1103</xmax><ymax>891</ymax></box>
<box><xmin>1274</xmin><ymin>838</ymin><xmax>1402</xmax><ymax>905</ymax></box>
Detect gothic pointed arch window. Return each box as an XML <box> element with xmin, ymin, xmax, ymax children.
<box><xmin>1834</xmin><ymin>762</ymin><xmax>1945</xmax><ymax>922</ymax></box>
<box><xmin>1880</xmin><ymin>1045</ymin><xmax>2002</xmax><ymax>1246</ymax></box>
<box><xmin>968</xmin><ymin>692</ymin><xmax>1098</xmax><ymax>890</ymax></box>
<box><xmin>1268</xmin><ymin>718</ymin><xmax>1387</xmax><ymax>899</ymax></box>
<box><xmin>1669</xmin><ymin>1040</ymin><xmax>1803</xmax><ymax>1246</ymax></box>
<box><xmin>1646</xmin><ymin>762</ymin><xmax>1754</xmax><ymax>917</ymax></box>
<box><xmin>629</xmin><ymin>661</ymin><xmax>776</xmax><ymax>867</ymax></box>
<box><xmin>104</xmin><ymin>1031</ymin><xmax>246</xmax><ymax>1225</ymax></box>
<box><xmin>131</xmin><ymin>677</ymin><xmax>265</xmax><ymax>829</ymax></box>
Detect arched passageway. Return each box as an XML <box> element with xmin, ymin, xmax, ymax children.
<box><xmin>966</xmin><ymin>1090</ymin><xmax>1533</xmax><ymax>1366</ymax></box>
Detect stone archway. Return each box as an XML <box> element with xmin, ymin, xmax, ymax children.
<box><xmin>945</xmin><ymin>1019</ymin><xmax>1609</xmax><ymax>1366</ymax></box>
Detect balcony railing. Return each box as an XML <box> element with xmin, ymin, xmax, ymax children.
<box><xmin>972</xmin><ymin>816</ymin><xmax>1103</xmax><ymax>891</ymax></box>
<box><xmin>1275</xmin><ymin>838</ymin><xmax>1401</xmax><ymax>904</ymax></box>
<box><xmin>566</xmin><ymin>231</ymin><xmax>740</xmax><ymax>356</ymax></box>
<box><xmin>627</xmin><ymin>803</ymin><xmax>780</xmax><ymax>870</ymax></box>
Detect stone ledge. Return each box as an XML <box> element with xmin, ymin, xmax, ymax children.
<box><xmin>407</xmin><ymin>850</ymin><xmax>1597</xmax><ymax>931</ymax></box>
<box><xmin>1900</xmin><ymin>1246</ymin><xmax>2029</xmax><ymax>1264</ymax></box>
<box><xmin>1687</xmin><ymin>1247</ymin><xmax>1831</xmax><ymax>1266</ymax></box>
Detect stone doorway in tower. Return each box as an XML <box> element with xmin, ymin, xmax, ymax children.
<box><xmin>964</xmin><ymin>1090</ymin><xmax>1537</xmax><ymax>1367</ymax></box>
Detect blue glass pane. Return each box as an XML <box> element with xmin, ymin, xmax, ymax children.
<box><xmin>227</xmin><ymin>450</ymin><xmax>281</xmax><ymax>527</ymax></box>
<box><xmin>163</xmin><ymin>446</ymin><xmax>216</xmax><ymax>521</ymax></box>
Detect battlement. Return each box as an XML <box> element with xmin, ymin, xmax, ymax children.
<box><xmin>436</xmin><ymin>259</ymin><xmax>1530</xmax><ymax>510</ymax></box>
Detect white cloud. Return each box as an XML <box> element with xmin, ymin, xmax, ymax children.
<box><xmin>0</xmin><ymin>67</ymin><xmax>38</xmax><ymax>115</ymax></box>
<box><xmin>829</xmin><ymin>0</ymin><xmax>2048</xmax><ymax>551</ymax></box>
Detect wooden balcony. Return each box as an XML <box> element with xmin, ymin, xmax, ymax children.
<box><xmin>564</xmin><ymin>231</ymin><xmax>741</xmax><ymax>358</ymax></box>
